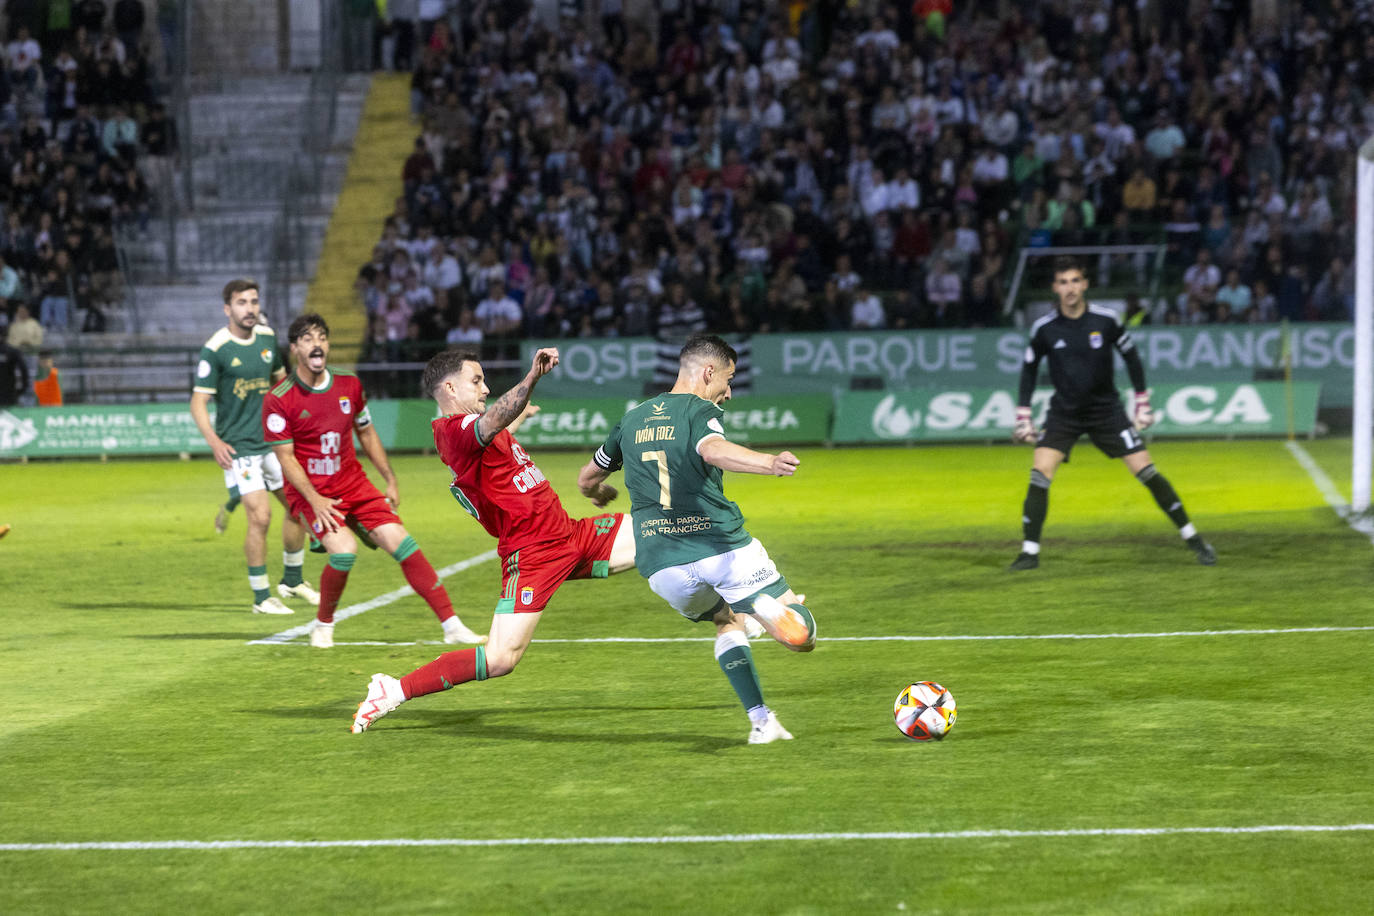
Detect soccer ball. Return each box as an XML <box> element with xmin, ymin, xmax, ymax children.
<box><xmin>894</xmin><ymin>681</ymin><xmax>957</xmax><ymax>741</ymax></box>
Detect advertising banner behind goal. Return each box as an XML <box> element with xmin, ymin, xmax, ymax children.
<box><xmin>831</xmin><ymin>382</ymin><xmax>1321</xmax><ymax>444</ymax></box>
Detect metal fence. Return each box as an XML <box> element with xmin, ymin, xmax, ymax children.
<box><xmin>121</xmin><ymin>1</ymin><xmax>345</xmax><ymax>293</ymax></box>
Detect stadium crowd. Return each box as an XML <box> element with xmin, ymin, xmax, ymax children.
<box><xmin>356</xmin><ymin>0</ymin><xmax>1366</xmax><ymax>367</ymax></box>
<box><xmin>0</xmin><ymin>0</ymin><xmax>166</xmax><ymax>348</ymax></box>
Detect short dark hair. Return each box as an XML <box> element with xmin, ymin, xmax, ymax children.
<box><xmin>1052</xmin><ymin>255</ymin><xmax>1086</xmax><ymax>278</ymax></box>
<box><xmin>421</xmin><ymin>348</ymin><xmax>480</xmax><ymax>398</ymax></box>
<box><xmin>287</xmin><ymin>312</ymin><xmax>329</xmax><ymax>344</ymax></box>
<box><xmin>222</xmin><ymin>277</ymin><xmax>259</xmax><ymax>304</ymax></box>
<box><xmin>679</xmin><ymin>333</ymin><xmax>737</xmax><ymax>368</ymax></box>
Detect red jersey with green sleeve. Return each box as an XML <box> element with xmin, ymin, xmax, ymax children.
<box><xmin>263</xmin><ymin>369</ymin><xmax>374</xmax><ymax>497</ymax></box>
<box><xmin>433</xmin><ymin>413</ymin><xmax>573</xmax><ymax>555</ymax></box>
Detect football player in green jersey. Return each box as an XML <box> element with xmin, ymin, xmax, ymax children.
<box><xmin>190</xmin><ymin>278</ymin><xmax>319</xmax><ymax>615</ymax></box>
<box><xmin>579</xmin><ymin>334</ymin><xmax>815</xmax><ymax>744</ymax></box>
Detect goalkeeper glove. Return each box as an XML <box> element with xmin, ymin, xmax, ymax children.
<box><xmin>1012</xmin><ymin>406</ymin><xmax>1037</xmax><ymax>444</ymax></box>
<box><xmin>1132</xmin><ymin>391</ymin><xmax>1155</xmax><ymax>431</ymax></box>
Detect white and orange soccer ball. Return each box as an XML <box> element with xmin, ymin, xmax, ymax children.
<box><xmin>893</xmin><ymin>681</ymin><xmax>957</xmax><ymax>741</ymax></box>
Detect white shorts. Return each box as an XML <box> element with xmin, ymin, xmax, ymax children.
<box><xmin>222</xmin><ymin>452</ymin><xmax>284</xmax><ymax>496</ymax></box>
<box><xmin>647</xmin><ymin>538</ymin><xmax>786</xmax><ymax>622</ymax></box>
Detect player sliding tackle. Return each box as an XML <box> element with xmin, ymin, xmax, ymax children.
<box><xmin>1009</xmin><ymin>256</ymin><xmax>1215</xmax><ymax>569</ymax></box>
<box><xmin>579</xmin><ymin>333</ymin><xmax>816</xmax><ymax>743</ymax></box>
<box><xmin>353</xmin><ymin>342</ymin><xmax>812</xmax><ymax>743</ymax></box>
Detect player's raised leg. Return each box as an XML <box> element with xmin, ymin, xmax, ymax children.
<box><xmin>1123</xmin><ymin>451</ymin><xmax>1216</xmax><ymax>565</ymax></box>
<box><xmin>368</xmin><ymin>521</ymin><xmax>485</xmax><ymax>644</ymax></box>
<box><xmin>352</xmin><ymin>608</ymin><xmax>539</xmax><ymax>732</ymax></box>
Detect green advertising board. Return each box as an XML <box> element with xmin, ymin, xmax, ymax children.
<box><xmin>831</xmin><ymin>382</ymin><xmax>1322</xmax><ymax>443</ymax></box>
<box><xmin>524</xmin><ymin>325</ymin><xmax>1356</xmax><ymax>406</ymax></box>
<box><xmin>0</xmin><ymin>396</ymin><xmax>834</xmax><ymax>459</ymax></box>
<box><xmin>371</xmin><ymin>395</ymin><xmax>834</xmax><ymax>450</ymax></box>
<box><xmin>0</xmin><ymin>404</ymin><xmax>212</xmax><ymax>457</ymax></box>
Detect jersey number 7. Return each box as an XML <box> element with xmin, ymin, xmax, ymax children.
<box><xmin>641</xmin><ymin>450</ymin><xmax>672</xmax><ymax>509</ymax></box>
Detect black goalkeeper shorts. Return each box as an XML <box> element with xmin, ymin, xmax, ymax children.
<box><xmin>1037</xmin><ymin>402</ymin><xmax>1144</xmax><ymax>460</ymax></box>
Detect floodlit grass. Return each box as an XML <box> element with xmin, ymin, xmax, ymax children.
<box><xmin>2</xmin><ymin>439</ymin><xmax>1372</xmax><ymax>913</ymax></box>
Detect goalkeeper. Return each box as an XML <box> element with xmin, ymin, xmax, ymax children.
<box><xmin>1008</xmin><ymin>256</ymin><xmax>1215</xmax><ymax>570</ymax></box>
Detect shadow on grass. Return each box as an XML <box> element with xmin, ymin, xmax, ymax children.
<box><xmin>257</xmin><ymin>704</ymin><xmax>743</xmax><ymax>752</ymax></box>
<box><xmin>58</xmin><ymin>602</ymin><xmax>234</xmax><ymax>612</ymax></box>
<box><xmin>132</xmin><ymin>632</ymin><xmax>266</xmax><ymax>640</ymax></box>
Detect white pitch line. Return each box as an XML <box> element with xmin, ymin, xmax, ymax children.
<box><xmin>247</xmin><ymin>549</ymin><xmax>497</xmax><ymax>645</ymax></box>
<box><xmin>4</xmin><ymin>824</ymin><xmax>1373</xmax><ymax>852</ymax></box>
<box><xmin>261</xmin><ymin>625</ymin><xmax>1374</xmax><ymax>648</ymax></box>
<box><xmin>1286</xmin><ymin>440</ymin><xmax>1374</xmax><ymax>546</ymax></box>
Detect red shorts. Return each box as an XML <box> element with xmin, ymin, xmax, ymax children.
<box><xmin>284</xmin><ymin>475</ymin><xmax>401</xmax><ymax>538</ymax></box>
<box><xmin>497</xmin><ymin>513</ymin><xmax>624</xmax><ymax>614</ymax></box>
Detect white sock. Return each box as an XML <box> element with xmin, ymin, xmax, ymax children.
<box><xmin>747</xmin><ymin>705</ymin><xmax>770</xmax><ymax>726</ymax></box>
<box><xmin>1180</xmin><ymin>523</ymin><xmax>1197</xmax><ymax>540</ymax></box>
<box><xmin>1021</xmin><ymin>541</ymin><xmax>1041</xmax><ymax>555</ymax></box>
<box><xmin>714</xmin><ymin>629</ymin><xmax>749</xmax><ymax>659</ymax></box>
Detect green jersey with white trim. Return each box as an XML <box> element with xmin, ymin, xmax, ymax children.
<box><xmin>594</xmin><ymin>392</ymin><xmax>751</xmax><ymax>577</ymax></box>
<box><xmin>192</xmin><ymin>325</ymin><xmax>284</xmax><ymax>455</ymax></box>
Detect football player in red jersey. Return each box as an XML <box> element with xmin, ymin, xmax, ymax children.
<box><xmin>263</xmin><ymin>314</ymin><xmax>485</xmax><ymax>648</ymax></box>
<box><xmin>351</xmin><ymin>345</ymin><xmax>637</xmax><ymax>732</ymax></box>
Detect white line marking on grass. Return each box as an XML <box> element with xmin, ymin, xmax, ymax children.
<box><xmin>247</xmin><ymin>550</ymin><xmax>497</xmax><ymax>645</ymax></box>
<box><xmin>261</xmin><ymin>625</ymin><xmax>1374</xmax><ymax>648</ymax></box>
<box><xmin>4</xmin><ymin>824</ymin><xmax>1373</xmax><ymax>852</ymax></box>
<box><xmin>1286</xmin><ymin>441</ymin><xmax>1374</xmax><ymax>546</ymax></box>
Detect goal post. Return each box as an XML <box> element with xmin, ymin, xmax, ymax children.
<box><xmin>1354</xmin><ymin>136</ymin><xmax>1374</xmax><ymax>514</ymax></box>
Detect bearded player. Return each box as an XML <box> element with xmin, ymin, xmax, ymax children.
<box><xmin>262</xmin><ymin>314</ymin><xmax>485</xmax><ymax>648</ymax></box>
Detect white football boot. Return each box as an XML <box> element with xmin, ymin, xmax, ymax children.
<box><xmin>310</xmin><ymin>620</ymin><xmax>334</xmax><ymax>648</ymax></box>
<box><xmin>278</xmin><ymin>581</ymin><xmax>321</xmax><ymax>606</ymax></box>
<box><xmin>252</xmin><ymin>596</ymin><xmax>294</xmax><ymax>615</ymax></box>
<box><xmin>748</xmin><ymin>711</ymin><xmax>794</xmax><ymax>745</ymax></box>
<box><xmin>352</xmin><ymin>674</ymin><xmax>406</xmax><ymax>732</ymax></box>
<box><xmin>442</xmin><ymin>616</ymin><xmax>487</xmax><ymax>645</ymax></box>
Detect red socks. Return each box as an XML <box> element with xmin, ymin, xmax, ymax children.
<box><xmin>317</xmin><ymin>563</ymin><xmax>350</xmax><ymax>624</ymax></box>
<box><xmin>399</xmin><ymin>550</ymin><xmax>456</xmax><ymax>623</ymax></box>
<box><xmin>401</xmin><ymin>648</ymin><xmax>481</xmax><ymax>699</ymax></box>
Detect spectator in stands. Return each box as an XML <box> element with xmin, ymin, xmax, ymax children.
<box><xmin>0</xmin><ymin>336</ymin><xmax>29</xmax><ymax>405</ymax></box>
<box><xmin>113</xmin><ymin>0</ymin><xmax>145</xmax><ymax>54</ymax></box>
<box><xmin>6</xmin><ymin>24</ymin><xmax>40</xmax><ymax>91</ymax></box>
<box><xmin>849</xmin><ymin>285</ymin><xmax>885</xmax><ymax>330</ymax></box>
<box><xmin>1311</xmin><ymin>256</ymin><xmax>1353</xmax><ymax>322</ymax></box>
<box><xmin>7</xmin><ymin>303</ymin><xmax>43</xmax><ymax>350</ymax></box>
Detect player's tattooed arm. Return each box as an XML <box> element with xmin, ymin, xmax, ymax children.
<box><xmin>477</xmin><ymin>348</ymin><xmax>559</xmax><ymax>444</ymax></box>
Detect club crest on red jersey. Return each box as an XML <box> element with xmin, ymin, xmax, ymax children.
<box><xmin>338</xmin><ymin>396</ymin><xmax>352</xmax><ymax>414</ymax></box>
<box><xmin>520</xmin><ymin>586</ymin><xmax>534</xmax><ymax>605</ymax></box>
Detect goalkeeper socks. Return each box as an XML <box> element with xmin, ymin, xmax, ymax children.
<box><xmin>248</xmin><ymin>564</ymin><xmax>270</xmax><ymax>604</ymax></box>
<box><xmin>318</xmin><ymin>553</ymin><xmax>355</xmax><ymax>624</ymax></box>
<box><xmin>1136</xmin><ymin>464</ymin><xmax>1190</xmax><ymax>528</ymax></box>
<box><xmin>401</xmin><ymin>645</ymin><xmax>487</xmax><ymax>699</ymax></box>
<box><xmin>1021</xmin><ymin>469</ymin><xmax>1051</xmax><ymax>545</ymax></box>
<box><xmin>393</xmin><ymin>538</ymin><xmax>455</xmax><ymax>623</ymax></box>
<box><xmin>715</xmin><ymin>630</ymin><xmax>766</xmax><ymax>713</ymax></box>
<box><xmin>281</xmin><ymin>549</ymin><xmax>305</xmax><ymax>588</ymax></box>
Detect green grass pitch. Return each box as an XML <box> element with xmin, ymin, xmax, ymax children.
<box><xmin>2</xmin><ymin>439</ymin><xmax>1372</xmax><ymax>913</ymax></box>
